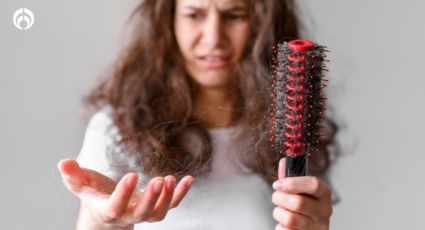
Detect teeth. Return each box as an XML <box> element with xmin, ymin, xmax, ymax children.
<box><xmin>204</xmin><ymin>57</ymin><xmax>225</xmax><ymax>62</ymax></box>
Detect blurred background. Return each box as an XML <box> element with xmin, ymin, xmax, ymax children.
<box><xmin>1</xmin><ymin>0</ymin><xmax>424</xmax><ymax>229</ymax></box>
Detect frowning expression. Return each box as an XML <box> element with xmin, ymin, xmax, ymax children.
<box><xmin>174</xmin><ymin>0</ymin><xmax>251</xmax><ymax>90</ymax></box>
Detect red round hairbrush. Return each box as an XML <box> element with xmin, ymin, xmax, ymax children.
<box><xmin>270</xmin><ymin>39</ymin><xmax>328</xmax><ymax>177</ymax></box>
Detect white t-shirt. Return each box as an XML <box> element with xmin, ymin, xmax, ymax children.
<box><xmin>77</xmin><ymin>108</ymin><xmax>276</xmax><ymax>230</ymax></box>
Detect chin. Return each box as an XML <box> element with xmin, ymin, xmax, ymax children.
<box><xmin>195</xmin><ymin>74</ymin><xmax>232</xmax><ymax>90</ymax></box>
<box><xmin>196</xmin><ymin>81</ymin><xmax>229</xmax><ymax>90</ymax></box>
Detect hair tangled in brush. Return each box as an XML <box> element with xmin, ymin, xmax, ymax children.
<box><xmin>83</xmin><ymin>0</ymin><xmax>339</xmax><ymax>184</ymax></box>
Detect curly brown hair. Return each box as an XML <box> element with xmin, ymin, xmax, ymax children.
<box><xmin>84</xmin><ymin>0</ymin><xmax>338</xmax><ymax>184</ymax></box>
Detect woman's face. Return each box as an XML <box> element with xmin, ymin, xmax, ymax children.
<box><xmin>174</xmin><ymin>0</ymin><xmax>250</xmax><ymax>91</ymax></box>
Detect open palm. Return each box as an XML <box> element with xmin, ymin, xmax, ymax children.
<box><xmin>58</xmin><ymin>159</ymin><xmax>194</xmax><ymax>227</ymax></box>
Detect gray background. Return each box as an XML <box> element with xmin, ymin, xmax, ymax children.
<box><xmin>1</xmin><ymin>0</ymin><xmax>424</xmax><ymax>229</ymax></box>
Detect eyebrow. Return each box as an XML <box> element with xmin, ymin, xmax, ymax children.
<box><xmin>223</xmin><ymin>5</ymin><xmax>248</xmax><ymax>12</ymax></box>
<box><xmin>181</xmin><ymin>3</ymin><xmax>248</xmax><ymax>12</ymax></box>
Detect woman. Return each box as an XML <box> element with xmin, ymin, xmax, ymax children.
<box><xmin>58</xmin><ymin>0</ymin><xmax>337</xmax><ymax>229</ymax></box>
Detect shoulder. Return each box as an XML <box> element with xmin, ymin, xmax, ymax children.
<box><xmin>84</xmin><ymin>106</ymin><xmax>122</xmax><ymax>141</ymax></box>
<box><xmin>77</xmin><ymin>107</ymin><xmax>148</xmax><ymax>183</ymax></box>
<box><xmin>77</xmin><ymin>106</ymin><xmax>124</xmax><ymax>178</ymax></box>
<box><xmin>86</xmin><ymin>106</ymin><xmax>114</xmax><ymax>131</ymax></box>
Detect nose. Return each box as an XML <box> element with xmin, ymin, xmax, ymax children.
<box><xmin>201</xmin><ymin>13</ymin><xmax>224</xmax><ymax>48</ymax></box>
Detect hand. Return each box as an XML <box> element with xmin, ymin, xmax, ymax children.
<box><xmin>58</xmin><ymin>159</ymin><xmax>194</xmax><ymax>228</ymax></box>
<box><xmin>271</xmin><ymin>158</ymin><xmax>333</xmax><ymax>230</ymax></box>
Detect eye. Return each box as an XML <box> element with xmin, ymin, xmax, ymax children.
<box><xmin>185</xmin><ymin>12</ymin><xmax>205</xmax><ymax>21</ymax></box>
<box><xmin>223</xmin><ymin>11</ymin><xmax>248</xmax><ymax>21</ymax></box>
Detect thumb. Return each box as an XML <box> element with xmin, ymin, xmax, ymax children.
<box><xmin>278</xmin><ymin>157</ymin><xmax>286</xmax><ymax>179</ymax></box>
<box><xmin>58</xmin><ymin>159</ymin><xmax>88</xmax><ymax>193</ymax></box>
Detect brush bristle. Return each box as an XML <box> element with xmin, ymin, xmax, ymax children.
<box><xmin>270</xmin><ymin>39</ymin><xmax>328</xmax><ymax>158</ymax></box>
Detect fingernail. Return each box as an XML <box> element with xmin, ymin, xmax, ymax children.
<box><xmin>166</xmin><ymin>178</ymin><xmax>176</xmax><ymax>190</ymax></box>
<box><xmin>272</xmin><ymin>181</ymin><xmax>282</xmax><ymax>190</ymax></box>
<box><xmin>177</xmin><ymin>177</ymin><xmax>193</xmax><ymax>189</ymax></box>
<box><xmin>125</xmin><ymin>173</ymin><xmax>137</xmax><ymax>188</ymax></box>
<box><xmin>153</xmin><ymin>179</ymin><xmax>164</xmax><ymax>193</ymax></box>
<box><xmin>186</xmin><ymin>178</ymin><xmax>193</xmax><ymax>188</ymax></box>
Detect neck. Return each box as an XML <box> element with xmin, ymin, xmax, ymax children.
<box><xmin>193</xmin><ymin>87</ymin><xmax>237</xmax><ymax>128</ymax></box>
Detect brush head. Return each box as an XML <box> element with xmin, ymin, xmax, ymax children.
<box><xmin>270</xmin><ymin>39</ymin><xmax>328</xmax><ymax>162</ymax></box>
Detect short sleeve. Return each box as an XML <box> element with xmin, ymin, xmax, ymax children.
<box><xmin>76</xmin><ymin>107</ymin><xmax>124</xmax><ymax>180</ymax></box>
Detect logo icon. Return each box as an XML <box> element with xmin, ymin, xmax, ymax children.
<box><xmin>13</xmin><ymin>8</ymin><xmax>35</xmax><ymax>30</ymax></box>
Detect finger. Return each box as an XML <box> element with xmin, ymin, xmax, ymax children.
<box><xmin>275</xmin><ymin>176</ymin><xmax>331</xmax><ymax>199</ymax></box>
<box><xmin>58</xmin><ymin>159</ymin><xmax>88</xmax><ymax>193</ymax></box>
<box><xmin>273</xmin><ymin>206</ymin><xmax>314</xmax><ymax>230</ymax></box>
<box><xmin>278</xmin><ymin>158</ymin><xmax>286</xmax><ymax>179</ymax></box>
<box><xmin>272</xmin><ymin>191</ymin><xmax>324</xmax><ymax>219</ymax></box>
<box><xmin>149</xmin><ymin>176</ymin><xmax>176</xmax><ymax>221</ymax></box>
<box><xmin>169</xmin><ymin>176</ymin><xmax>194</xmax><ymax>208</ymax></box>
<box><xmin>106</xmin><ymin>173</ymin><xmax>139</xmax><ymax>218</ymax></box>
<box><xmin>131</xmin><ymin>177</ymin><xmax>164</xmax><ymax>222</ymax></box>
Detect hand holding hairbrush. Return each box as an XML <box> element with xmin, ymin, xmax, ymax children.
<box><xmin>270</xmin><ymin>39</ymin><xmax>328</xmax><ymax>177</ymax></box>
<box><xmin>270</xmin><ymin>40</ymin><xmax>333</xmax><ymax>229</ymax></box>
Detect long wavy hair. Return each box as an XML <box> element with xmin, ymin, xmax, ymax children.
<box><xmin>84</xmin><ymin>0</ymin><xmax>339</xmax><ymax>184</ymax></box>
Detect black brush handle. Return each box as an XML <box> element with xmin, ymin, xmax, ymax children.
<box><xmin>285</xmin><ymin>154</ymin><xmax>307</xmax><ymax>177</ymax></box>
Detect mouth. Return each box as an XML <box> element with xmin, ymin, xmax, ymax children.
<box><xmin>197</xmin><ymin>55</ymin><xmax>231</xmax><ymax>68</ymax></box>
